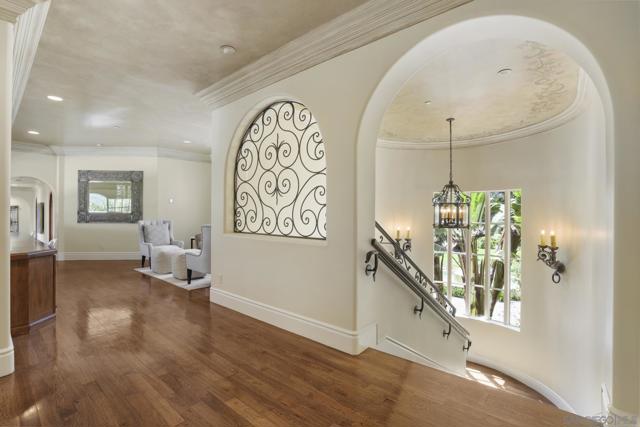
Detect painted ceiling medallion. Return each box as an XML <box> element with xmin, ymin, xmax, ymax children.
<box><xmin>379</xmin><ymin>40</ymin><xmax>582</xmax><ymax>146</ymax></box>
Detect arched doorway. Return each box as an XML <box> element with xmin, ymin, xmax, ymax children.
<box><xmin>356</xmin><ymin>15</ymin><xmax>615</xmax><ymax>416</ymax></box>
<box><xmin>10</xmin><ymin>176</ymin><xmax>55</xmax><ymax>244</ymax></box>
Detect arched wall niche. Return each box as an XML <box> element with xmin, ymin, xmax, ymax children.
<box><xmin>224</xmin><ymin>95</ymin><xmax>328</xmax><ymax>241</ymax></box>
<box><xmin>356</xmin><ymin>15</ymin><xmax>615</xmax><ymax>416</ymax></box>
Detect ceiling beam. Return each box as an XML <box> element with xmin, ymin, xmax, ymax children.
<box><xmin>12</xmin><ymin>0</ymin><xmax>49</xmax><ymax>122</ymax></box>
<box><xmin>0</xmin><ymin>0</ymin><xmax>39</xmax><ymax>23</ymax></box>
<box><xmin>196</xmin><ymin>0</ymin><xmax>472</xmax><ymax>110</ymax></box>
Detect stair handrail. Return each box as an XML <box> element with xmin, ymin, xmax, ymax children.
<box><xmin>367</xmin><ymin>222</ymin><xmax>471</xmax><ymax>344</ymax></box>
<box><xmin>375</xmin><ymin>221</ymin><xmax>457</xmax><ymax>316</ymax></box>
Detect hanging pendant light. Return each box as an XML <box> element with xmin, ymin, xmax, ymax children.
<box><xmin>433</xmin><ymin>118</ymin><xmax>470</xmax><ymax>229</ymax></box>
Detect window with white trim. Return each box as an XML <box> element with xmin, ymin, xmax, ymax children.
<box><xmin>433</xmin><ymin>190</ymin><xmax>522</xmax><ymax>328</ymax></box>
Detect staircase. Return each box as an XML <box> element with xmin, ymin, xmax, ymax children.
<box><xmin>365</xmin><ymin>221</ymin><xmax>471</xmax><ymax>374</ymax></box>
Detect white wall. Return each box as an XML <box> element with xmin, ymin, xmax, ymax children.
<box><xmin>59</xmin><ymin>155</ymin><xmax>159</xmax><ymax>255</ymax></box>
<box><xmin>157</xmin><ymin>157</ymin><xmax>211</xmax><ymax>245</ymax></box>
<box><xmin>11</xmin><ymin>151</ymin><xmax>57</xmax><ymax>191</ymax></box>
<box><xmin>10</xmin><ymin>150</ymin><xmax>211</xmax><ymax>258</ymax></box>
<box><xmin>204</xmin><ymin>0</ymin><xmax>640</xmax><ymax>417</ymax></box>
<box><xmin>209</xmin><ymin>73</ymin><xmax>366</xmax><ymax>335</ymax></box>
<box><xmin>376</xmin><ymin>84</ymin><xmax>611</xmax><ymax>413</ymax></box>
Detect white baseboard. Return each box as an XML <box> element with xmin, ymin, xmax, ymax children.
<box><xmin>467</xmin><ymin>354</ymin><xmax>575</xmax><ymax>413</ymax></box>
<box><xmin>210</xmin><ymin>288</ymin><xmax>376</xmax><ymax>355</ymax></box>
<box><xmin>0</xmin><ymin>342</ymin><xmax>14</xmax><ymax>377</ymax></box>
<box><xmin>608</xmin><ymin>405</ymin><xmax>639</xmax><ymax>427</ymax></box>
<box><xmin>58</xmin><ymin>252</ymin><xmax>139</xmax><ymax>261</ymax></box>
<box><xmin>376</xmin><ymin>336</ymin><xmax>454</xmax><ymax>373</ymax></box>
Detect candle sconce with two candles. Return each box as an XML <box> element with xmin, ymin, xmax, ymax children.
<box><xmin>379</xmin><ymin>227</ymin><xmax>412</xmax><ymax>260</ymax></box>
<box><xmin>537</xmin><ymin>230</ymin><xmax>565</xmax><ymax>284</ymax></box>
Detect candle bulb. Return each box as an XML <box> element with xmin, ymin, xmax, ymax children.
<box><xmin>396</xmin><ymin>227</ymin><xmax>400</xmax><ymax>240</ymax></box>
<box><xmin>406</xmin><ymin>227</ymin><xmax>411</xmax><ymax>240</ymax></box>
<box><xmin>540</xmin><ymin>230</ymin><xmax>546</xmax><ymax>246</ymax></box>
<box><xmin>550</xmin><ymin>231</ymin><xmax>557</xmax><ymax>248</ymax></box>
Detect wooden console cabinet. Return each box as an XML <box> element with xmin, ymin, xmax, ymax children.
<box><xmin>10</xmin><ymin>240</ymin><xmax>57</xmax><ymax>336</ymax></box>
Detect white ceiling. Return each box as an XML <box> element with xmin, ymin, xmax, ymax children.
<box><xmin>379</xmin><ymin>40</ymin><xmax>581</xmax><ymax>145</ymax></box>
<box><xmin>13</xmin><ymin>0</ymin><xmax>367</xmax><ymax>153</ymax></box>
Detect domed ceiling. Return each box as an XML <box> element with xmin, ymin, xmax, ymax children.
<box><xmin>379</xmin><ymin>40</ymin><xmax>582</xmax><ymax>146</ymax></box>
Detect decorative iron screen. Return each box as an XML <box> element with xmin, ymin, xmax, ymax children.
<box><xmin>234</xmin><ymin>101</ymin><xmax>327</xmax><ymax>239</ymax></box>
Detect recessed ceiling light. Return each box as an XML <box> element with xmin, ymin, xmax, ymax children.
<box><xmin>27</xmin><ymin>130</ymin><xmax>40</xmax><ymax>135</ymax></box>
<box><xmin>47</xmin><ymin>95</ymin><xmax>64</xmax><ymax>102</ymax></box>
<box><xmin>220</xmin><ymin>45</ymin><xmax>236</xmax><ymax>55</ymax></box>
<box><xmin>497</xmin><ymin>68</ymin><xmax>513</xmax><ymax>76</ymax></box>
<box><xmin>183</xmin><ymin>140</ymin><xmax>192</xmax><ymax>144</ymax></box>
<box><xmin>424</xmin><ymin>100</ymin><xmax>432</xmax><ymax>105</ymax></box>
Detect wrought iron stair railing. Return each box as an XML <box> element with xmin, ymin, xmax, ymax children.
<box><xmin>365</xmin><ymin>221</ymin><xmax>471</xmax><ymax>350</ymax></box>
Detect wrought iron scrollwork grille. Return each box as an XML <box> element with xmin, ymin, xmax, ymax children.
<box><xmin>234</xmin><ymin>101</ymin><xmax>327</xmax><ymax>239</ymax></box>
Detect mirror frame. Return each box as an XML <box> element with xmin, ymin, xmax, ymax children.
<box><xmin>77</xmin><ymin>170</ymin><xmax>143</xmax><ymax>223</ymax></box>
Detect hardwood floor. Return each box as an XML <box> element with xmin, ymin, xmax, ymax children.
<box><xmin>465</xmin><ymin>362</ymin><xmax>552</xmax><ymax>405</ymax></box>
<box><xmin>0</xmin><ymin>261</ymin><xmax>595</xmax><ymax>426</ymax></box>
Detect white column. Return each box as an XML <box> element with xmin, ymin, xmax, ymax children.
<box><xmin>0</xmin><ymin>18</ymin><xmax>13</xmax><ymax>377</ymax></box>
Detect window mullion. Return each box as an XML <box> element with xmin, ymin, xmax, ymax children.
<box><xmin>465</xmin><ymin>227</ymin><xmax>471</xmax><ymax>315</ymax></box>
<box><xmin>504</xmin><ymin>190</ymin><xmax>511</xmax><ymax>326</ymax></box>
<box><xmin>484</xmin><ymin>192</ymin><xmax>490</xmax><ymax>320</ymax></box>
<box><xmin>447</xmin><ymin>229</ymin><xmax>453</xmax><ymax>300</ymax></box>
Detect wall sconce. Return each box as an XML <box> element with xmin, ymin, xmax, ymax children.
<box><xmin>537</xmin><ymin>230</ymin><xmax>565</xmax><ymax>284</ymax></box>
<box><xmin>379</xmin><ymin>226</ymin><xmax>412</xmax><ymax>260</ymax></box>
<box><xmin>395</xmin><ymin>227</ymin><xmax>412</xmax><ymax>253</ymax></box>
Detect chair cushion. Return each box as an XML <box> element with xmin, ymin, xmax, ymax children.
<box><xmin>151</xmin><ymin>246</ymin><xmax>184</xmax><ymax>274</ymax></box>
<box><xmin>172</xmin><ymin>251</ymin><xmax>205</xmax><ymax>281</ymax></box>
<box><xmin>144</xmin><ymin>223</ymin><xmax>170</xmax><ymax>246</ymax></box>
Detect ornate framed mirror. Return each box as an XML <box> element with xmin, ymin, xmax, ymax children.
<box><xmin>77</xmin><ymin>170</ymin><xmax>143</xmax><ymax>223</ymax></box>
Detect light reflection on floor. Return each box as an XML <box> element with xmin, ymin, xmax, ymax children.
<box><xmin>464</xmin><ymin>362</ymin><xmax>552</xmax><ymax>405</ymax></box>
<box><xmin>87</xmin><ymin>307</ymin><xmax>133</xmax><ymax>335</ymax></box>
<box><xmin>466</xmin><ymin>366</ymin><xmax>506</xmax><ymax>389</ymax></box>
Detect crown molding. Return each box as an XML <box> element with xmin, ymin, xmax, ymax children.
<box><xmin>11</xmin><ymin>140</ymin><xmax>54</xmax><ymax>154</ymax></box>
<box><xmin>11</xmin><ymin>142</ymin><xmax>211</xmax><ymax>163</ymax></box>
<box><xmin>0</xmin><ymin>0</ymin><xmax>39</xmax><ymax>23</ymax></box>
<box><xmin>12</xmin><ymin>0</ymin><xmax>49</xmax><ymax>122</ymax></box>
<box><xmin>196</xmin><ymin>0</ymin><xmax>472</xmax><ymax>109</ymax></box>
<box><xmin>378</xmin><ymin>69</ymin><xmax>590</xmax><ymax>151</ymax></box>
<box><xmin>156</xmin><ymin>147</ymin><xmax>212</xmax><ymax>163</ymax></box>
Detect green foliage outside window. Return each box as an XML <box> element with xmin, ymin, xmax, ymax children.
<box><xmin>434</xmin><ymin>190</ymin><xmax>522</xmax><ymax>327</ymax></box>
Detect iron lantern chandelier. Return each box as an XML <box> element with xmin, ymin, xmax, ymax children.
<box><xmin>433</xmin><ymin>118</ymin><xmax>470</xmax><ymax>229</ymax></box>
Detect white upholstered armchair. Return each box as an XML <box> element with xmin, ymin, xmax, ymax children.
<box><xmin>138</xmin><ymin>220</ymin><xmax>184</xmax><ymax>268</ymax></box>
<box><xmin>186</xmin><ymin>224</ymin><xmax>211</xmax><ymax>284</ymax></box>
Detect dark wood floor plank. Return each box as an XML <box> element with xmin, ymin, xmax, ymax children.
<box><xmin>0</xmin><ymin>261</ymin><xmax>595</xmax><ymax>427</ymax></box>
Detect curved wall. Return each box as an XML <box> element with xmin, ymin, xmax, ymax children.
<box><xmin>375</xmin><ymin>82</ymin><xmax>611</xmax><ymax>412</ymax></box>
<box><xmin>355</xmin><ymin>6</ymin><xmax>637</xmax><ymax>417</ymax></box>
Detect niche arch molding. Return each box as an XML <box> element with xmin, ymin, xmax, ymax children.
<box><xmin>356</xmin><ymin>14</ymin><xmax>615</xmax><ymax>414</ymax></box>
